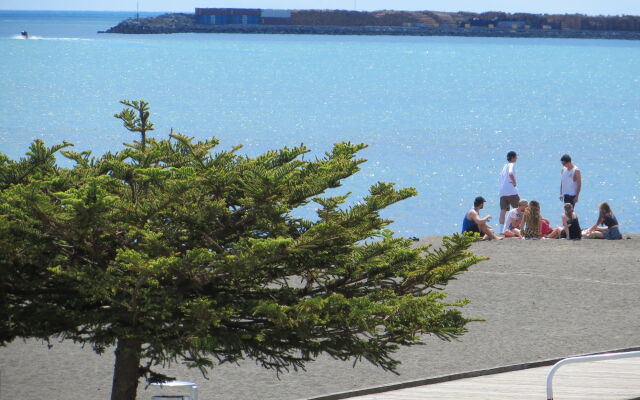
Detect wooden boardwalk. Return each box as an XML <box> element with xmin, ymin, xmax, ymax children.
<box><xmin>339</xmin><ymin>357</ymin><xmax>640</xmax><ymax>400</ymax></box>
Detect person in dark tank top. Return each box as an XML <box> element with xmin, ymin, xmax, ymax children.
<box><xmin>584</xmin><ymin>202</ymin><xmax>622</xmax><ymax>240</ymax></box>
<box><xmin>560</xmin><ymin>203</ymin><xmax>581</xmax><ymax>240</ymax></box>
<box><xmin>461</xmin><ymin>196</ymin><xmax>502</xmax><ymax>240</ymax></box>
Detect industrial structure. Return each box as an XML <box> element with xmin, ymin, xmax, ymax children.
<box><xmin>195</xmin><ymin>8</ymin><xmax>292</xmax><ymax>25</ymax></box>
<box><xmin>460</xmin><ymin>17</ymin><xmax>560</xmax><ymax>29</ymax></box>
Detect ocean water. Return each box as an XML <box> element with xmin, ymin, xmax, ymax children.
<box><xmin>1</xmin><ymin>11</ymin><xmax>639</xmax><ymax>236</ymax></box>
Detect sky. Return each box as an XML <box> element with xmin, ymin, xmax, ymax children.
<box><xmin>1</xmin><ymin>0</ymin><xmax>640</xmax><ymax>16</ymax></box>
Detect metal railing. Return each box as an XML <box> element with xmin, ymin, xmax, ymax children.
<box><xmin>151</xmin><ymin>380</ymin><xmax>198</xmax><ymax>400</ymax></box>
<box><xmin>546</xmin><ymin>350</ymin><xmax>640</xmax><ymax>400</ymax></box>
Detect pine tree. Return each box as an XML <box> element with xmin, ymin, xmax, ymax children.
<box><xmin>0</xmin><ymin>100</ymin><xmax>485</xmax><ymax>400</ymax></box>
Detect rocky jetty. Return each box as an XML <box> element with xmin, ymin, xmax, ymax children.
<box><xmin>102</xmin><ymin>13</ymin><xmax>196</xmax><ymax>34</ymax></box>
<box><xmin>103</xmin><ymin>11</ymin><xmax>640</xmax><ymax>40</ymax></box>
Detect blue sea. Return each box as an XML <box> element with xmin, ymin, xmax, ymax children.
<box><xmin>1</xmin><ymin>11</ymin><xmax>639</xmax><ymax>236</ymax></box>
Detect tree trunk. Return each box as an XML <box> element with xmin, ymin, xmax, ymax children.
<box><xmin>110</xmin><ymin>338</ymin><xmax>142</xmax><ymax>400</ymax></box>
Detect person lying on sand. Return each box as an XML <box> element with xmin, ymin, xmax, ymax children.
<box><xmin>541</xmin><ymin>217</ymin><xmax>562</xmax><ymax>239</ymax></box>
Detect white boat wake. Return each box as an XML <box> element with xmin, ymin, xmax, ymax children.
<box><xmin>10</xmin><ymin>34</ymin><xmax>94</xmax><ymax>41</ymax></box>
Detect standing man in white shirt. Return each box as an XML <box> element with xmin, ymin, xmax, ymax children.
<box><xmin>560</xmin><ymin>154</ymin><xmax>581</xmax><ymax>206</ymax></box>
<box><xmin>499</xmin><ymin>151</ymin><xmax>519</xmax><ymax>227</ymax></box>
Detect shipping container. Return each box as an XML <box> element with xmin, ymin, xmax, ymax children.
<box><xmin>215</xmin><ymin>15</ymin><xmax>227</xmax><ymax>25</ymax></box>
<box><xmin>195</xmin><ymin>8</ymin><xmax>260</xmax><ymax>16</ymax></box>
<box><xmin>234</xmin><ymin>8</ymin><xmax>260</xmax><ymax>16</ymax></box>
<box><xmin>195</xmin><ymin>8</ymin><xmax>217</xmax><ymax>15</ymax></box>
<box><xmin>262</xmin><ymin>17</ymin><xmax>292</xmax><ymax>25</ymax></box>
<box><xmin>260</xmin><ymin>9</ymin><xmax>291</xmax><ymax>18</ymax></box>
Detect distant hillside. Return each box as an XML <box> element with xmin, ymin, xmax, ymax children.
<box><xmin>290</xmin><ymin>10</ymin><xmax>640</xmax><ymax>31</ymax></box>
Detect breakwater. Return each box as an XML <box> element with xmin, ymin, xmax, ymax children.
<box><xmin>103</xmin><ymin>13</ymin><xmax>640</xmax><ymax>40</ymax></box>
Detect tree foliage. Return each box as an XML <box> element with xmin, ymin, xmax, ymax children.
<box><xmin>0</xmin><ymin>101</ymin><xmax>485</xmax><ymax>400</ymax></box>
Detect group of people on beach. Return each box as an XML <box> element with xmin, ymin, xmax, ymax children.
<box><xmin>461</xmin><ymin>151</ymin><xmax>623</xmax><ymax>240</ymax></box>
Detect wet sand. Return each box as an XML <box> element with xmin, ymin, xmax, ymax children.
<box><xmin>1</xmin><ymin>235</ymin><xmax>639</xmax><ymax>399</ymax></box>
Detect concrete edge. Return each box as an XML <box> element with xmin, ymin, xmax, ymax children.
<box><xmin>304</xmin><ymin>346</ymin><xmax>640</xmax><ymax>400</ymax></box>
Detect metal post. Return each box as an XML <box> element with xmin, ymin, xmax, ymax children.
<box><xmin>546</xmin><ymin>350</ymin><xmax>640</xmax><ymax>400</ymax></box>
<box><xmin>191</xmin><ymin>383</ymin><xmax>198</xmax><ymax>400</ymax></box>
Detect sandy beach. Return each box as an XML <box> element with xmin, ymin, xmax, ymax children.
<box><xmin>1</xmin><ymin>235</ymin><xmax>638</xmax><ymax>400</ymax></box>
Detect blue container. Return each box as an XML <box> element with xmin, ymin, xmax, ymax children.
<box><xmin>261</xmin><ymin>9</ymin><xmax>292</xmax><ymax>18</ymax></box>
<box><xmin>214</xmin><ymin>15</ymin><xmax>227</xmax><ymax>25</ymax></box>
<box><xmin>247</xmin><ymin>15</ymin><xmax>260</xmax><ymax>24</ymax></box>
<box><xmin>196</xmin><ymin>15</ymin><xmax>209</xmax><ymax>24</ymax></box>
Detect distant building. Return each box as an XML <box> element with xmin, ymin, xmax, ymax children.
<box><xmin>261</xmin><ymin>9</ymin><xmax>292</xmax><ymax>25</ymax></box>
<box><xmin>402</xmin><ymin>22</ymin><xmax>428</xmax><ymax>28</ymax></box>
<box><xmin>496</xmin><ymin>20</ymin><xmax>526</xmax><ymax>29</ymax></box>
<box><xmin>460</xmin><ymin>18</ymin><xmax>497</xmax><ymax>28</ymax></box>
<box><xmin>195</xmin><ymin>8</ymin><xmax>291</xmax><ymax>25</ymax></box>
<box><xmin>460</xmin><ymin>18</ymin><xmax>538</xmax><ymax>30</ymax></box>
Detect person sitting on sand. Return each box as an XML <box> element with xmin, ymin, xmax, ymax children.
<box><xmin>541</xmin><ymin>217</ymin><xmax>562</xmax><ymax>239</ymax></box>
<box><xmin>521</xmin><ymin>200</ymin><xmax>562</xmax><ymax>239</ymax></box>
<box><xmin>539</xmin><ymin>202</ymin><xmax>562</xmax><ymax>239</ymax></box>
<box><xmin>503</xmin><ymin>199</ymin><xmax>527</xmax><ymax>238</ymax></box>
<box><xmin>461</xmin><ymin>196</ymin><xmax>501</xmax><ymax>240</ymax></box>
<box><xmin>560</xmin><ymin>203</ymin><xmax>582</xmax><ymax>240</ymax></box>
<box><xmin>521</xmin><ymin>200</ymin><xmax>542</xmax><ymax>239</ymax></box>
<box><xmin>583</xmin><ymin>202</ymin><xmax>622</xmax><ymax>240</ymax></box>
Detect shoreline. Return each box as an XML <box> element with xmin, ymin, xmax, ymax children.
<box><xmin>418</xmin><ymin>232</ymin><xmax>638</xmax><ymax>243</ymax></box>
<box><xmin>105</xmin><ymin>24</ymin><xmax>640</xmax><ymax>41</ymax></box>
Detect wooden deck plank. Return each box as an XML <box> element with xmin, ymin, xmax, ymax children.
<box><xmin>346</xmin><ymin>357</ymin><xmax>640</xmax><ymax>400</ymax></box>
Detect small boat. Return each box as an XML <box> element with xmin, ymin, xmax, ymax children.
<box><xmin>20</xmin><ymin>30</ymin><xmax>29</xmax><ymax>38</ymax></box>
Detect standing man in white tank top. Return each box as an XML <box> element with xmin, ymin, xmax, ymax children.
<box><xmin>499</xmin><ymin>151</ymin><xmax>519</xmax><ymax>227</ymax></box>
<box><xmin>560</xmin><ymin>154</ymin><xmax>581</xmax><ymax>206</ymax></box>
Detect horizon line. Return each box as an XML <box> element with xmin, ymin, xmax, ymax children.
<box><xmin>0</xmin><ymin>8</ymin><xmax>637</xmax><ymax>17</ymax></box>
